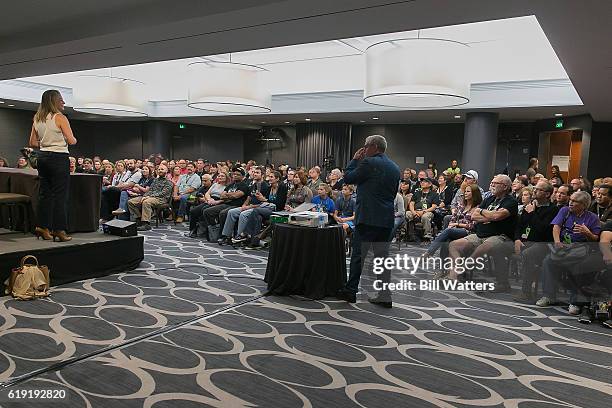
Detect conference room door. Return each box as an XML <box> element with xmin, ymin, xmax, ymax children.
<box><xmin>539</xmin><ymin>130</ymin><xmax>582</xmax><ymax>182</ymax></box>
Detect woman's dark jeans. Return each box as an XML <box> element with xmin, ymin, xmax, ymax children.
<box><xmin>37</xmin><ymin>151</ymin><xmax>70</xmax><ymax>231</ymax></box>
<box><xmin>426</xmin><ymin>227</ymin><xmax>469</xmax><ymax>258</ymax></box>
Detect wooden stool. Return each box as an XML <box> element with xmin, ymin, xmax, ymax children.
<box><xmin>0</xmin><ymin>193</ymin><xmax>31</xmax><ymax>233</ymax></box>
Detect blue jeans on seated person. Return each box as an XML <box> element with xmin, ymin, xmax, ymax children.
<box><xmin>222</xmin><ymin>207</ymin><xmax>254</xmax><ymax>238</ymax></box>
<box><xmin>117</xmin><ymin>191</ymin><xmax>131</xmax><ymax>220</ymax></box>
<box><xmin>426</xmin><ymin>227</ymin><xmax>469</xmax><ymax>257</ymax></box>
<box><xmin>244</xmin><ymin>206</ymin><xmax>275</xmax><ymax>238</ymax></box>
<box><xmin>541</xmin><ymin>254</ymin><xmax>577</xmax><ymax>304</ymax></box>
<box><xmin>390</xmin><ymin>216</ymin><xmax>404</xmax><ymax>238</ymax></box>
<box><xmin>177</xmin><ymin>194</ymin><xmax>191</xmax><ymax>217</ymax></box>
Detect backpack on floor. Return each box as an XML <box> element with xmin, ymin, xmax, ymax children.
<box><xmin>4</xmin><ymin>255</ymin><xmax>50</xmax><ymax>300</ymax></box>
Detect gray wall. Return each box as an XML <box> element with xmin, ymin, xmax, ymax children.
<box><xmin>0</xmin><ymin>107</ymin><xmax>248</xmax><ymax>162</ymax></box>
<box><xmin>0</xmin><ymin>108</ymin><xmax>34</xmax><ymax>166</ymax></box>
<box><xmin>351</xmin><ymin>123</ymin><xmax>465</xmax><ymax>172</ymax></box>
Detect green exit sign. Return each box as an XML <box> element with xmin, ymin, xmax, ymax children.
<box><xmin>555</xmin><ymin>119</ymin><xmax>564</xmax><ymax>129</ymax></box>
<box><xmin>179</xmin><ymin>124</ymin><xmax>186</xmax><ymax>129</ymax></box>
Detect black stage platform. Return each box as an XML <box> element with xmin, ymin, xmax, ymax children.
<box><xmin>0</xmin><ymin>230</ymin><xmax>144</xmax><ymax>291</ymax></box>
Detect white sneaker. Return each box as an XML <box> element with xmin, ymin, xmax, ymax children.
<box><xmin>536</xmin><ymin>296</ymin><xmax>552</xmax><ymax>307</ymax></box>
<box><xmin>423</xmin><ymin>234</ymin><xmax>433</xmax><ymax>240</ymax></box>
<box><xmin>568</xmin><ymin>304</ymin><xmax>581</xmax><ymax>315</ymax></box>
<box><xmin>112</xmin><ymin>208</ymin><xmax>126</xmax><ymax>215</ymax></box>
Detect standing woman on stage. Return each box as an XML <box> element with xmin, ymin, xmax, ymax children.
<box><xmin>29</xmin><ymin>90</ymin><xmax>77</xmax><ymax>242</ymax></box>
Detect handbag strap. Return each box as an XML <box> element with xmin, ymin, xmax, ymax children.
<box><xmin>21</xmin><ymin>255</ymin><xmax>39</xmax><ymax>267</ymax></box>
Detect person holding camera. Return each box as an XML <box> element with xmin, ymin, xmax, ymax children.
<box><xmin>28</xmin><ymin>90</ymin><xmax>77</xmax><ymax>242</ymax></box>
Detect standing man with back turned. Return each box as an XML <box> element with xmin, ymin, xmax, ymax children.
<box><xmin>337</xmin><ymin>135</ymin><xmax>400</xmax><ymax>308</ymax></box>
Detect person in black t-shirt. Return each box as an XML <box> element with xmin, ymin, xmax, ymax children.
<box><xmin>218</xmin><ymin>167</ymin><xmax>270</xmax><ymax>245</ymax></box>
<box><xmin>512</xmin><ymin>180</ymin><xmax>559</xmax><ymax>302</ymax></box>
<box><xmin>407</xmin><ymin>178</ymin><xmax>440</xmax><ymax>240</ymax></box>
<box><xmin>448</xmin><ymin>174</ymin><xmax>518</xmax><ymax>291</ymax></box>
<box><xmin>200</xmin><ymin>167</ymin><xmax>248</xmax><ymax>240</ymax></box>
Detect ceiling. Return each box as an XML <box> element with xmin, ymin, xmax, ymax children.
<box><xmin>0</xmin><ymin>0</ymin><xmax>610</xmax><ymax>122</ymax></box>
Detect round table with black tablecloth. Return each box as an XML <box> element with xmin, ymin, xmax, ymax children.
<box><xmin>265</xmin><ymin>223</ymin><xmax>346</xmax><ymax>299</ymax></box>
<box><xmin>0</xmin><ymin>168</ymin><xmax>101</xmax><ymax>233</ymax></box>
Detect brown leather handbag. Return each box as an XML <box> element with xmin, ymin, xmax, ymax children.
<box><xmin>4</xmin><ymin>255</ymin><xmax>50</xmax><ymax>300</ymax></box>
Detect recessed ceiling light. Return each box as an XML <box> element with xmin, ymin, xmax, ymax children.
<box><xmin>7</xmin><ymin>104</ymin><xmax>15</xmax><ymax>107</ymax></box>
<box><xmin>305</xmin><ymin>118</ymin><xmax>311</xmax><ymax>121</ymax></box>
<box><xmin>261</xmin><ymin>121</ymin><xmax>266</xmax><ymax>124</ymax></box>
<box><xmin>554</xmin><ymin>113</ymin><xmax>563</xmax><ymax>117</ymax></box>
<box><xmin>372</xmin><ymin>117</ymin><xmax>379</xmax><ymax>120</ymax></box>
<box><xmin>0</xmin><ymin>101</ymin><xmax>5</xmax><ymax>104</ymax></box>
<box><xmin>359</xmin><ymin>120</ymin><xmax>366</xmax><ymax>123</ymax></box>
<box><xmin>454</xmin><ymin>115</ymin><xmax>461</xmax><ymax>119</ymax></box>
<box><xmin>284</xmin><ymin>121</ymin><xmax>290</xmax><ymax>124</ymax></box>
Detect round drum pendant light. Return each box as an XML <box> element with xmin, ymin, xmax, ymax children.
<box><xmin>364</xmin><ymin>38</ymin><xmax>471</xmax><ymax>109</ymax></box>
<box><xmin>73</xmin><ymin>75</ymin><xmax>148</xmax><ymax>117</ymax></box>
<box><xmin>187</xmin><ymin>61</ymin><xmax>271</xmax><ymax>113</ymax></box>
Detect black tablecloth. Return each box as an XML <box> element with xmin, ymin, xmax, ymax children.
<box><xmin>265</xmin><ymin>223</ymin><xmax>346</xmax><ymax>299</ymax></box>
<box><xmin>0</xmin><ymin>168</ymin><xmax>101</xmax><ymax>233</ymax></box>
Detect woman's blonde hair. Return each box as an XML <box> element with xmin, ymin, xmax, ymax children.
<box><xmin>34</xmin><ymin>90</ymin><xmax>62</xmax><ymax>123</ymax></box>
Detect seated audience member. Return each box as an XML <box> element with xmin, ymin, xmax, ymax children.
<box><xmin>113</xmin><ymin>164</ymin><xmax>155</xmax><ymax>220</ymax></box>
<box><xmin>93</xmin><ymin>159</ymin><xmax>103</xmax><ymax>174</ymax></box>
<box><xmin>411</xmin><ymin>170</ymin><xmax>428</xmax><ymax>194</ymax></box>
<box><xmin>424</xmin><ymin>184</ymin><xmax>482</xmax><ymax>265</ymax></box>
<box><xmin>518</xmin><ymin>186</ymin><xmax>534</xmax><ymax>215</ymax></box>
<box><xmin>285</xmin><ymin>170</ymin><xmax>313</xmax><ymax>210</ymax></box>
<box><xmin>188</xmin><ymin>172</ymin><xmax>227</xmax><ymax>237</ymax></box>
<box><xmin>448</xmin><ymin>174</ymin><xmax>518</xmax><ymax>291</ymax></box>
<box><xmin>550</xmin><ymin>165</ymin><xmax>564</xmax><ymax>184</ymax></box>
<box><xmin>0</xmin><ymin>156</ymin><xmax>8</xmax><ymax>167</ymax></box>
<box><xmin>525</xmin><ymin>157</ymin><xmax>539</xmax><ymax>180</ymax></box>
<box><xmin>199</xmin><ymin>167</ymin><xmax>249</xmax><ymax>238</ymax></box>
<box><xmin>16</xmin><ymin>156</ymin><xmax>31</xmax><ymax>169</ymax></box>
<box><xmin>434</xmin><ymin>174</ymin><xmax>454</xmax><ymax>229</ymax></box>
<box><xmin>511</xmin><ymin>176</ymin><xmax>528</xmax><ymax>200</ymax></box>
<box><xmin>513</xmin><ymin>181</ymin><xmax>559</xmax><ymax>302</ymax></box>
<box><xmin>102</xmin><ymin>162</ymin><xmax>114</xmax><ymax>186</ymax></box>
<box><xmin>333</xmin><ymin>184</ymin><xmax>357</xmax><ymax>234</ymax></box>
<box><xmin>329</xmin><ymin>168</ymin><xmax>345</xmax><ymax>191</ymax></box>
<box><xmin>536</xmin><ymin>191</ymin><xmax>601</xmax><ymax>313</ymax></box>
<box><xmin>390</xmin><ymin>192</ymin><xmax>405</xmax><ymax>238</ymax></box>
<box><xmin>283</xmin><ymin>169</ymin><xmax>295</xmax><ymax>189</ymax></box>
<box><xmin>448</xmin><ymin>170</ymin><xmax>484</xmax><ymax>219</ymax></box>
<box><xmin>570</xmin><ymin>178</ymin><xmax>582</xmax><ymax>192</ymax></box>
<box><xmin>100</xmin><ymin>159</ymin><xmax>140</xmax><ymax>222</ymax></box>
<box><xmin>530</xmin><ymin>173</ymin><xmax>544</xmax><ymax>186</ymax></box>
<box><xmin>76</xmin><ymin>157</ymin><xmax>84</xmax><ymax>172</ymax></box>
<box><xmin>446</xmin><ymin>159</ymin><xmax>461</xmax><ymax>175</ymax></box>
<box><xmin>241</xmin><ymin>171</ymin><xmax>289</xmax><ymax>248</ymax></box>
<box><xmin>167</xmin><ymin>165</ymin><xmax>181</xmax><ymax>184</ymax></box>
<box><xmin>79</xmin><ymin>158</ymin><xmax>97</xmax><ymax>174</ymax></box>
<box><xmin>69</xmin><ymin>156</ymin><xmax>77</xmax><ymax>173</ymax></box>
<box><xmin>407</xmin><ymin>177</ymin><xmax>440</xmax><ymax>240</ymax></box>
<box><xmin>590</xmin><ymin>184</ymin><xmax>612</xmax><ymax>224</ymax></box>
<box><xmin>109</xmin><ymin>159</ymin><xmax>142</xmax><ymax>220</ymax></box>
<box><xmin>453</xmin><ymin>172</ymin><xmax>463</xmax><ymax>186</ymax></box>
<box><xmin>311</xmin><ymin>183</ymin><xmax>335</xmax><ymax>218</ymax></box>
<box><xmin>173</xmin><ymin>163</ymin><xmax>202</xmax><ymax>223</ymax></box>
<box><xmin>550</xmin><ymin>176</ymin><xmax>563</xmax><ymax>187</ymax></box>
<box><xmin>195</xmin><ymin>158</ymin><xmax>206</xmax><ymax>177</ymax></box>
<box><xmin>218</xmin><ymin>166</ymin><xmax>269</xmax><ymax>245</ymax></box>
<box><xmin>427</xmin><ymin>162</ymin><xmax>438</xmax><ymax>178</ymax></box>
<box><xmin>307</xmin><ymin>166</ymin><xmax>323</xmax><ymax>192</ymax></box>
<box><xmin>128</xmin><ymin>164</ymin><xmax>174</xmax><ymax>231</ymax></box>
<box><xmin>177</xmin><ymin>159</ymin><xmax>188</xmax><ymax>175</ymax></box>
<box><xmin>556</xmin><ymin>184</ymin><xmax>572</xmax><ymax>208</ymax></box>
<box><xmin>399</xmin><ymin>179</ymin><xmax>412</xmax><ymax>212</ymax></box>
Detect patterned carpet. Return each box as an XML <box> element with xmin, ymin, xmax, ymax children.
<box><xmin>1</xmin><ymin>225</ymin><xmax>611</xmax><ymax>407</ymax></box>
